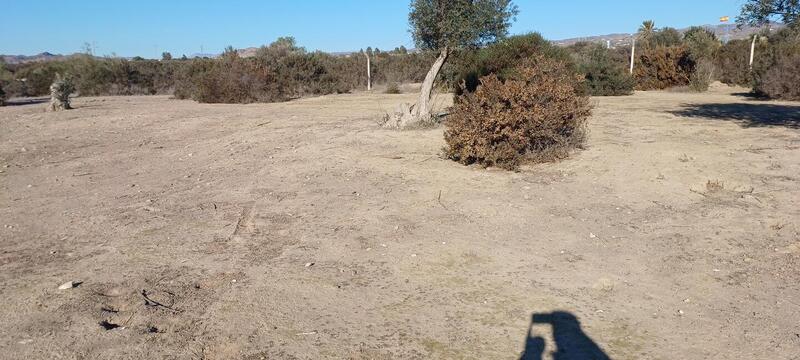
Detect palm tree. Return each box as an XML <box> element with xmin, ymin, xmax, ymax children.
<box><xmin>638</xmin><ymin>20</ymin><xmax>656</xmax><ymax>41</ymax></box>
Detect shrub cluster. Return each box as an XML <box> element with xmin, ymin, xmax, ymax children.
<box><xmin>715</xmin><ymin>38</ymin><xmax>758</xmax><ymax>87</ymax></box>
<box><xmin>752</xmin><ymin>26</ymin><xmax>800</xmax><ymax>100</ymax></box>
<box><xmin>714</xmin><ymin>26</ymin><xmax>800</xmax><ymax>100</ymax></box>
<box><xmin>569</xmin><ymin>42</ymin><xmax>635</xmax><ymax>96</ymax></box>
<box><xmin>444</xmin><ymin>55</ymin><xmax>591</xmax><ymax>170</ymax></box>
<box><xmin>633</xmin><ymin>46</ymin><xmax>694</xmax><ymax>90</ymax></box>
<box><xmin>6</xmin><ymin>56</ymin><xmax>181</xmax><ymax>97</ymax></box>
<box><xmin>2</xmin><ymin>39</ymin><xmax>435</xmax><ymax>104</ymax></box>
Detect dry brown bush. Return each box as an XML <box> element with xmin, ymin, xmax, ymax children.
<box><xmin>444</xmin><ymin>55</ymin><xmax>591</xmax><ymax>170</ymax></box>
<box><xmin>758</xmin><ymin>54</ymin><xmax>800</xmax><ymax>100</ymax></box>
<box><xmin>634</xmin><ymin>46</ymin><xmax>694</xmax><ymax>90</ymax></box>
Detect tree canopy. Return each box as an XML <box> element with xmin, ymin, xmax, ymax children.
<box><xmin>738</xmin><ymin>0</ymin><xmax>800</xmax><ymax>26</ymax></box>
<box><xmin>409</xmin><ymin>0</ymin><xmax>518</xmax><ymax>51</ymax></box>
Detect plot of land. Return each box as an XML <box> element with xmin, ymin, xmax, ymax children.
<box><xmin>1</xmin><ymin>87</ymin><xmax>799</xmax><ymax>359</ymax></box>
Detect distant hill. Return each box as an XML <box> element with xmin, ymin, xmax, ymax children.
<box><xmin>553</xmin><ymin>23</ymin><xmax>785</xmax><ymax>48</ymax></box>
<box><xmin>1</xmin><ymin>52</ymin><xmax>67</xmax><ymax>64</ymax></box>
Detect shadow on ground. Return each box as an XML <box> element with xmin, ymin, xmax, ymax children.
<box><xmin>670</xmin><ymin>103</ymin><xmax>800</xmax><ymax>128</ymax></box>
<box><xmin>4</xmin><ymin>97</ymin><xmax>49</xmax><ymax>107</ymax></box>
<box><xmin>520</xmin><ymin>311</ymin><xmax>611</xmax><ymax>360</ymax></box>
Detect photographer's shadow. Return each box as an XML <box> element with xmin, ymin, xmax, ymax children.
<box><xmin>520</xmin><ymin>311</ymin><xmax>610</xmax><ymax>360</ymax></box>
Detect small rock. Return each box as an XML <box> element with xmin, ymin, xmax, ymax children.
<box><xmin>58</xmin><ymin>281</ymin><xmax>78</xmax><ymax>290</ymax></box>
<box><xmin>589</xmin><ymin>233</ymin><xmax>597</xmax><ymax>239</ymax></box>
<box><xmin>410</xmin><ymin>254</ymin><xmax>417</xmax><ymax>257</ymax></box>
<box><xmin>304</xmin><ymin>262</ymin><xmax>314</xmax><ymax>267</ymax></box>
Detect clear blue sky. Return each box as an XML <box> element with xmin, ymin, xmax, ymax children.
<box><xmin>1</xmin><ymin>0</ymin><xmax>745</xmax><ymax>58</ymax></box>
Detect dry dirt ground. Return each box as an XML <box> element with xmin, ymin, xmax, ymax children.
<box><xmin>1</xmin><ymin>87</ymin><xmax>799</xmax><ymax>360</ymax></box>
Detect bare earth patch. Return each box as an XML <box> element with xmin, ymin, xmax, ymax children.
<box><xmin>1</xmin><ymin>87</ymin><xmax>798</xmax><ymax>359</ymax></box>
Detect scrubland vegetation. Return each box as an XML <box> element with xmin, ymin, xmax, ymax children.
<box><xmin>1</xmin><ymin>26</ymin><xmax>797</xmax><ymax>106</ymax></box>
<box><xmin>0</xmin><ymin>0</ymin><xmax>796</xmax><ymax>170</ymax></box>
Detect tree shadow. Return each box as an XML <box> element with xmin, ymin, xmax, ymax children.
<box><xmin>731</xmin><ymin>92</ymin><xmax>771</xmax><ymax>101</ymax></box>
<box><xmin>670</xmin><ymin>103</ymin><xmax>800</xmax><ymax>129</ymax></box>
<box><xmin>3</xmin><ymin>97</ymin><xmax>49</xmax><ymax>107</ymax></box>
<box><xmin>520</xmin><ymin>311</ymin><xmax>611</xmax><ymax>360</ymax></box>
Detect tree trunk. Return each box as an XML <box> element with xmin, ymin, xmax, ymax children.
<box><xmin>381</xmin><ymin>46</ymin><xmax>449</xmax><ymax>129</ymax></box>
<box><xmin>413</xmin><ymin>46</ymin><xmax>449</xmax><ymax>120</ymax></box>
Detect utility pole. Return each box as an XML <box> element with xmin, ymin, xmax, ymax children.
<box><xmin>749</xmin><ymin>34</ymin><xmax>757</xmax><ymax>69</ymax></box>
<box><xmin>365</xmin><ymin>52</ymin><xmax>372</xmax><ymax>91</ymax></box>
<box><xmin>629</xmin><ymin>38</ymin><xmax>636</xmax><ymax>74</ymax></box>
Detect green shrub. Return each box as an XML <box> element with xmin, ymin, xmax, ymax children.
<box><xmin>683</xmin><ymin>26</ymin><xmax>720</xmax><ymax>62</ymax></box>
<box><xmin>715</xmin><ymin>39</ymin><xmax>758</xmax><ymax>86</ymax></box>
<box><xmin>651</xmin><ymin>27</ymin><xmax>683</xmax><ymax>47</ymax></box>
<box><xmin>450</xmin><ymin>32</ymin><xmax>573</xmax><ymax>95</ymax></box>
<box><xmin>0</xmin><ymin>83</ymin><xmax>5</xmax><ymax>106</ymax></box>
<box><xmin>444</xmin><ymin>55</ymin><xmax>591</xmax><ymax>170</ymax></box>
<box><xmin>571</xmin><ymin>43</ymin><xmax>635</xmax><ymax>96</ymax></box>
<box><xmin>634</xmin><ymin>46</ymin><xmax>694</xmax><ymax>90</ymax></box>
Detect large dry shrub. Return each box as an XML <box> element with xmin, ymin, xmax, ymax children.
<box><xmin>444</xmin><ymin>56</ymin><xmax>591</xmax><ymax>170</ymax></box>
<box><xmin>757</xmin><ymin>51</ymin><xmax>800</xmax><ymax>100</ymax></box>
<box><xmin>753</xmin><ymin>26</ymin><xmax>800</xmax><ymax>100</ymax></box>
<box><xmin>634</xmin><ymin>46</ymin><xmax>694</xmax><ymax>90</ymax></box>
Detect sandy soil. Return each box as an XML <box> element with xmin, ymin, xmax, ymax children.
<box><xmin>1</xmin><ymin>87</ymin><xmax>799</xmax><ymax>360</ymax></box>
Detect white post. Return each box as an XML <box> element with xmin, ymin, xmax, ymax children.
<box><xmin>749</xmin><ymin>34</ymin><xmax>757</xmax><ymax>69</ymax></box>
<box><xmin>365</xmin><ymin>53</ymin><xmax>372</xmax><ymax>91</ymax></box>
<box><xmin>629</xmin><ymin>38</ymin><xmax>636</xmax><ymax>74</ymax></box>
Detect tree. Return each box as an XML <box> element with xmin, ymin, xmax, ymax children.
<box><xmin>161</xmin><ymin>52</ymin><xmax>173</xmax><ymax>61</ymax></box>
<box><xmin>652</xmin><ymin>27</ymin><xmax>682</xmax><ymax>47</ymax></box>
<box><xmin>684</xmin><ymin>26</ymin><xmax>720</xmax><ymax>62</ymax></box>
<box><xmin>638</xmin><ymin>20</ymin><xmax>656</xmax><ymax>44</ymax></box>
<box><xmin>384</xmin><ymin>0</ymin><xmax>518</xmax><ymax>128</ymax></box>
<box><xmin>738</xmin><ymin>0</ymin><xmax>800</xmax><ymax>26</ymax></box>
